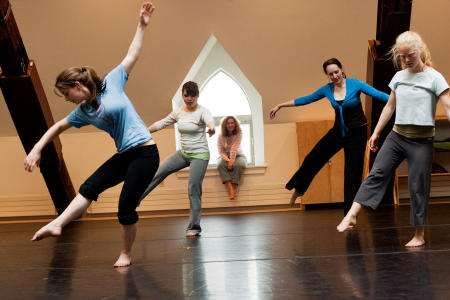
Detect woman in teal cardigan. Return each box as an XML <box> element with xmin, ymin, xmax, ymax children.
<box><xmin>269</xmin><ymin>58</ymin><xmax>389</xmax><ymax>214</ymax></box>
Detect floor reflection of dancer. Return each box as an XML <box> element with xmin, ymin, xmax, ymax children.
<box><xmin>269</xmin><ymin>58</ymin><xmax>389</xmax><ymax>214</ymax></box>
<box><xmin>337</xmin><ymin>31</ymin><xmax>450</xmax><ymax>247</ymax></box>
<box><xmin>26</xmin><ymin>2</ymin><xmax>158</xmax><ymax>267</ymax></box>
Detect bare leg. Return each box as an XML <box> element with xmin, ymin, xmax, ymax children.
<box><xmin>114</xmin><ymin>223</ymin><xmax>137</xmax><ymax>267</ymax></box>
<box><xmin>405</xmin><ymin>227</ymin><xmax>425</xmax><ymax>247</ymax></box>
<box><xmin>31</xmin><ymin>194</ymin><xmax>91</xmax><ymax>241</ymax></box>
<box><xmin>336</xmin><ymin>202</ymin><xmax>361</xmax><ymax>232</ymax></box>
<box><xmin>289</xmin><ymin>190</ymin><xmax>303</xmax><ymax>207</ymax></box>
<box><xmin>225</xmin><ymin>181</ymin><xmax>235</xmax><ymax>200</ymax></box>
<box><xmin>232</xmin><ymin>183</ymin><xmax>238</xmax><ymax>197</ymax></box>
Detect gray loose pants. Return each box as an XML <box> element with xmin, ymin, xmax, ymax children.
<box><xmin>140</xmin><ymin>151</ymin><xmax>209</xmax><ymax>233</ymax></box>
<box><xmin>217</xmin><ymin>155</ymin><xmax>247</xmax><ymax>184</ymax></box>
<box><xmin>355</xmin><ymin>131</ymin><xmax>434</xmax><ymax>226</ymax></box>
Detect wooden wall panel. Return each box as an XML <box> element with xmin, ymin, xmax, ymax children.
<box><xmin>296</xmin><ymin>120</ymin><xmax>344</xmax><ymax>204</ymax></box>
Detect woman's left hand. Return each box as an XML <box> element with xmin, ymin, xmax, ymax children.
<box><xmin>207</xmin><ymin>127</ymin><xmax>215</xmax><ymax>137</ymax></box>
<box><xmin>140</xmin><ymin>2</ymin><xmax>155</xmax><ymax>26</ymax></box>
<box><xmin>227</xmin><ymin>160</ymin><xmax>234</xmax><ymax>171</ymax></box>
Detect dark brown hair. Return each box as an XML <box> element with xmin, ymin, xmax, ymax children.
<box><xmin>54</xmin><ymin>66</ymin><xmax>105</xmax><ymax>109</ymax></box>
<box><xmin>182</xmin><ymin>81</ymin><xmax>199</xmax><ymax>97</ymax></box>
<box><xmin>322</xmin><ymin>58</ymin><xmax>346</xmax><ymax>78</ymax></box>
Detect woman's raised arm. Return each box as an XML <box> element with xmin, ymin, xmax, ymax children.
<box><xmin>121</xmin><ymin>2</ymin><xmax>155</xmax><ymax>75</ymax></box>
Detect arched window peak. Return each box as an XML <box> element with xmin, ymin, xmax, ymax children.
<box><xmin>199</xmin><ymin>71</ymin><xmax>251</xmax><ymax>116</ymax></box>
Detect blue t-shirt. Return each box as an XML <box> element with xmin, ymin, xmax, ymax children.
<box><xmin>66</xmin><ymin>64</ymin><xmax>152</xmax><ymax>153</ymax></box>
<box><xmin>389</xmin><ymin>67</ymin><xmax>449</xmax><ymax>126</ymax></box>
<box><xmin>294</xmin><ymin>78</ymin><xmax>389</xmax><ymax>135</ymax></box>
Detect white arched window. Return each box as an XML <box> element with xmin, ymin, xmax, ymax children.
<box><xmin>199</xmin><ymin>71</ymin><xmax>253</xmax><ymax>165</ymax></box>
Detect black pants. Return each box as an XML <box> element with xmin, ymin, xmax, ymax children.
<box><xmin>79</xmin><ymin>144</ymin><xmax>159</xmax><ymax>225</ymax></box>
<box><xmin>286</xmin><ymin>125</ymin><xmax>367</xmax><ymax>214</ymax></box>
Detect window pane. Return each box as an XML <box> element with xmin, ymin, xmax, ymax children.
<box><xmin>199</xmin><ymin>72</ymin><xmax>251</xmax><ymax>116</ymax></box>
<box><xmin>240</xmin><ymin>124</ymin><xmax>252</xmax><ymax>163</ymax></box>
<box><xmin>207</xmin><ymin>126</ymin><xmax>221</xmax><ymax>165</ymax></box>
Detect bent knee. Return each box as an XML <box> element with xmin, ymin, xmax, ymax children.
<box><xmin>79</xmin><ymin>182</ymin><xmax>100</xmax><ymax>201</ymax></box>
<box><xmin>117</xmin><ymin>211</ymin><xmax>138</xmax><ymax>225</ymax></box>
<box><xmin>369</xmin><ymin>167</ymin><xmax>392</xmax><ymax>179</ymax></box>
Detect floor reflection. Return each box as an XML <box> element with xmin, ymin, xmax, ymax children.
<box><xmin>41</xmin><ymin>223</ymin><xmax>80</xmax><ymax>300</ymax></box>
<box><xmin>341</xmin><ymin>230</ymin><xmax>371</xmax><ymax>299</ymax></box>
<box><xmin>1</xmin><ymin>204</ymin><xmax>448</xmax><ymax>299</ymax></box>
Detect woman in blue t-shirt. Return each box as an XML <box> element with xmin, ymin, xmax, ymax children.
<box><xmin>24</xmin><ymin>2</ymin><xmax>158</xmax><ymax>267</ymax></box>
<box><xmin>269</xmin><ymin>58</ymin><xmax>389</xmax><ymax>214</ymax></box>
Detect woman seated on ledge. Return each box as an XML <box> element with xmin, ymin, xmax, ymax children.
<box><xmin>217</xmin><ymin>116</ymin><xmax>247</xmax><ymax>199</ymax></box>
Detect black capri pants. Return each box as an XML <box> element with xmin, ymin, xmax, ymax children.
<box><xmin>79</xmin><ymin>144</ymin><xmax>159</xmax><ymax>225</ymax></box>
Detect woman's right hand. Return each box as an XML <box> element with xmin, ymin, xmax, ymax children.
<box><xmin>368</xmin><ymin>134</ymin><xmax>379</xmax><ymax>152</ymax></box>
<box><xmin>139</xmin><ymin>2</ymin><xmax>155</xmax><ymax>26</ymax></box>
<box><xmin>269</xmin><ymin>105</ymin><xmax>280</xmax><ymax>119</ymax></box>
<box><xmin>24</xmin><ymin>149</ymin><xmax>41</xmax><ymax>172</ymax></box>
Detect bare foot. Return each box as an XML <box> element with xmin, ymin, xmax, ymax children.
<box><xmin>31</xmin><ymin>223</ymin><xmax>62</xmax><ymax>241</ymax></box>
<box><xmin>226</xmin><ymin>181</ymin><xmax>235</xmax><ymax>200</ymax></box>
<box><xmin>186</xmin><ymin>231</ymin><xmax>200</xmax><ymax>238</ymax></box>
<box><xmin>229</xmin><ymin>188</ymin><xmax>235</xmax><ymax>200</ymax></box>
<box><xmin>405</xmin><ymin>236</ymin><xmax>425</xmax><ymax>247</ymax></box>
<box><xmin>114</xmin><ymin>252</ymin><xmax>132</xmax><ymax>267</ymax></box>
<box><xmin>289</xmin><ymin>190</ymin><xmax>302</xmax><ymax>207</ymax></box>
<box><xmin>336</xmin><ymin>215</ymin><xmax>357</xmax><ymax>232</ymax></box>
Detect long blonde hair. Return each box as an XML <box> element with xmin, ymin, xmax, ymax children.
<box><xmin>390</xmin><ymin>31</ymin><xmax>432</xmax><ymax>70</ymax></box>
<box><xmin>220</xmin><ymin>116</ymin><xmax>241</xmax><ymax>137</ymax></box>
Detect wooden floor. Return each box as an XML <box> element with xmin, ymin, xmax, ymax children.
<box><xmin>0</xmin><ymin>203</ymin><xmax>449</xmax><ymax>299</ymax></box>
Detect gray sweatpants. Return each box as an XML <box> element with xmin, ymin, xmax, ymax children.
<box><xmin>140</xmin><ymin>151</ymin><xmax>209</xmax><ymax>233</ymax></box>
<box><xmin>355</xmin><ymin>131</ymin><xmax>434</xmax><ymax>226</ymax></box>
<box><xmin>217</xmin><ymin>155</ymin><xmax>247</xmax><ymax>184</ymax></box>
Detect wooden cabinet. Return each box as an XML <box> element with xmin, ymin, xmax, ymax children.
<box><xmin>296</xmin><ymin>120</ymin><xmax>344</xmax><ymax>204</ymax></box>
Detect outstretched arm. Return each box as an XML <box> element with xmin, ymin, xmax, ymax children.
<box><xmin>148</xmin><ymin>111</ymin><xmax>178</xmax><ymax>133</ymax></box>
<box><xmin>269</xmin><ymin>87</ymin><xmax>326</xmax><ymax>119</ymax></box>
<box><xmin>24</xmin><ymin>119</ymin><xmax>72</xmax><ymax>172</ymax></box>
<box><xmin>121</xmin><ymin>2</ymin><xmax>155</xmax><ymax>75</ymax></box>
<box><xmin>269</xmin><ymin>100</ymin><xmax>296</xmax><ymax>119</ymax></box>
<box><xmin>360</xmin><ymin>81</ymin><xmax>390</xmax><ymax>102</ymax></box>
<box><xmin>368</xmin><ymin>91</ymin><xmax>396</xmax><ymax>152</ymax></box>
